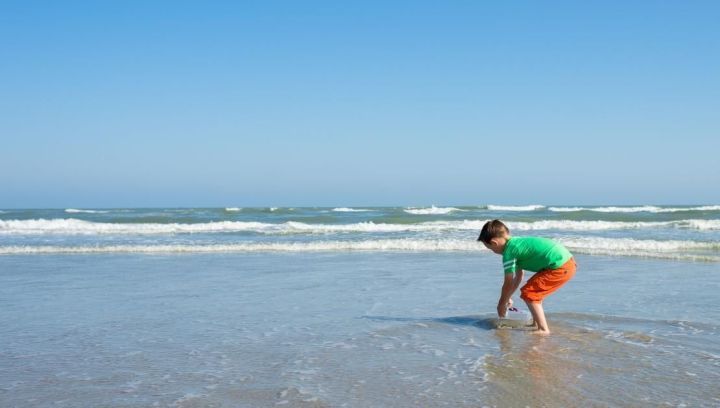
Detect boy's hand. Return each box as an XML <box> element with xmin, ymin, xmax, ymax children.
<box><xmin>497</xmin><ymin>298</ymin><xmax>513</xmax><ymax>318</ymax></box>
<box><xmin>497</xmin><ymin>303</ymin><xmax>507</xmax><ymax>318</ymax></box>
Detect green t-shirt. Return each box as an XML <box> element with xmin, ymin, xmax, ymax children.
<box><xmin>502</xmin><ymin>236</ymin><xmax>572</xmax><ymax>274</ymax></box>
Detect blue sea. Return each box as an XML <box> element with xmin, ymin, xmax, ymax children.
<box><xmin>1</xmin><ymin>205</ymin><xmax>719</xmax><ymax>407</ymax></box>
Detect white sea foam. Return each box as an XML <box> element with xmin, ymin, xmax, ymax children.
<box><xmin>680</xmin><ymin>220</ymin><xmax>720</xmax><ymax>230</ymax></box>
<box><xmin>560</xmin><ymin>237</ymin><xmax>720</xmax><ymax>260</ymax></box>
<box><xmin>0</xmin><ymin>219</ymin><xmax>453</xmax><ymax>235</ymax></box>
<box><xmin>332</xmin><ymin>208</ymin><xmax>373</xmax><ymax>212</ymax></box>
<box><xmin>0</xmin><ymin>219</ymin><xmax>275</xmax><ymax>235</ymax></box>
<box><xmin>512</xmin><ymin>219</ymin><xmax>720</xmax><ymax>231</ymax></box>
<box><xmin>404</xmin><ymin>206</ymin><xmax>461</xmax><ymax>215</ymax></box>
<box><xmin>1</xmin><ymin>237</ymin><xmax>717</xmax><ymax>261</ymax></box>
<box><xmin>65</xmin><ymin>208</ymin><xmax>109</xmax><ymax>214</ymax></box>
<box><xmin>688</xmin><ymin>205</ymin><xmax>720</xmax><ymax>211</ymax></box>
<box><xmin>583</xmin><ymin>206</ymin><xmax>663</xmax><ymax>213</ymax></box>
<box><xmin>0</xmin><ymin>239</ymin><xmax>478</xmax><ymax>254</ymax></box>
<box><xmin>549</xmin><ymin>205</ymin><xmax>720</xmax><ymax>213</ymax></box>
<box><xmin>0</xmin><ymin>219</ymin><xmax>459</xmax><ymax>235</ymax></box>
<box><xmin>547</xmin><ymin>207</ymin><xmax>587</xmax><ymax>212</ymax></box>
<box><xmin>487</xmin><ymin>205</ymin><xmax>545</xmax><ymax>211</ymax></box>
<box><xmin>2</xmin><ymin>218</ymin><xmax>720</xmax><ymax>235</ymax></box>
<box><xmin>224</xmin><ymin>207</ymin><xmax>242</xmax><ymax>212</ymax></box>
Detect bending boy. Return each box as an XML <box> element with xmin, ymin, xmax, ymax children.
<box><xmin>478</xmin><ymin>219</ymin><xmax>576</xmax><ymax>334</ymax></box>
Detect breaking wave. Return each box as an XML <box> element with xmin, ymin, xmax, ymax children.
<box><xmin>487</xmin><ymin>205</ymin><xmax>545</xmax><ymax>211</ymax></box>
<box><xmin>404</xmin><ymin>206</ymin><xmax>461</xmax><ymax>215</ymax></box>
<box><xmin>65</xmin><ymin>209</ymin><xmax>109</xmax><ymax>214</ymax></box>
<box><xmin>549</xmin><ymin>205</ymin><xmax>720</xmax><ymax>213</ymax></box>
<box><xmin>561</xmin><ymin>237</ymin><xmax>720</xmax><ymax>260</ymax></box>
<box><xmin>1</xmin><ymin>237</ymin><xmax>718</xmax><ymax>261</ymax></box>
<box><xmin>2</xmin><ymin>218</ymin><xmax>720</xmax><ymax>235</ymax></box>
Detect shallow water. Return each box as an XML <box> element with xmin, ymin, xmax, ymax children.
<box><xmin>1</xmin><ymin>252</ymin><xmax>718</xmax><ymax>407</ymax></box>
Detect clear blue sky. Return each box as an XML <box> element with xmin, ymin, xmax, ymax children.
<box><xmin>2</xmin><ymin>1</ymin><xmax>718</xmax><ymax>208</ymax></box>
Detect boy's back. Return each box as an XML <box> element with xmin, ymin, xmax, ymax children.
<box><xmin>502</xmin><ymin>236</ymin><xmax>573</xmax><ymax>274</ymax></box>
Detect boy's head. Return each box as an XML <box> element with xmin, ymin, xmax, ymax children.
<box><xmin>478</xmin><ymin>219</ymin><xmax>510</xmax><ymax>254</ymax></box>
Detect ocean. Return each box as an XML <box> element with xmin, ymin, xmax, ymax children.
<box><xmin>1</xmin><ymin>205</ymin><xmax>719</xmax><ymax>407</ymax></box>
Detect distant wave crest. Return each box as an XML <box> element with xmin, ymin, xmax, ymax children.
<box><xmin>2</xmin><ymin>218</ymin><xmax>720</xmax><ymax>236</ymax></box>
<box><xmin>487</xmin><ymin>205</ymin><xmax>545</xmax><ymax>211</ymax></box>
<box><xmin>510</xmin><ymin>219</ymin><xmax>720</xmax><ymax>231</ymax></box>
<box><xmin>549</xmin><ymin>205</ymin><xmax>720</xmax><ymax>213</ymax></box>
<box><xmin>65</xmin><ymin>209</ymin><xmax>109</xmax><ymax>214</ymax></box>
<box><xmin>404</xmin><ymin>206</ymin><xmax>461</xmax><ymax>215</ymax></box>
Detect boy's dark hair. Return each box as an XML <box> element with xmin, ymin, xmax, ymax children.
<box><xmin>477</xmin><ymin>219</ymin><xmax>509</xmax><ymax>243</ymax></box>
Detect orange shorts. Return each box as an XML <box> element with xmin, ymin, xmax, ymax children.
<box><xmin>520</xmin><ymin>258</ymin><xmax>576</xmax><ymax>303</ymax></box>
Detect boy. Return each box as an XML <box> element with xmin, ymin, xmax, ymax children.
<box><xmin>478</xmin><ymin>219</ymin><xmax>576</xmax><ymax>334</ymax></box>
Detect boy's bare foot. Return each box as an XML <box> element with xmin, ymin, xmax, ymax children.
<box><xmin>532</xmin><ymin>329</ymin><xmax>551</xmax><ymax>335</ymax></box>
<box><xmin>525</xmin><ymin>302</ymin><xmax>550</xmax><ymax>335</ymax></box>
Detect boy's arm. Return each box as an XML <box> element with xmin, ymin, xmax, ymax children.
<box><xmin>511</xmin><ymin>269</ymin><xmax>524</xmax><ymax>294</ymax></box>
<box><xmin>497</xmin><ymin>270</ymin><xmax>524</xmax><ymax>317</ymax></box>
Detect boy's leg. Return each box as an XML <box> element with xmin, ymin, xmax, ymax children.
<box><xmin>520</xmin><ymin>258</ymin><xmax>576</xmax><ymax>334</ymax></box>
<box><xmin>525</xmin><ymin>301</ymin><xmax>550</xmax><ymax>334</ymax></box>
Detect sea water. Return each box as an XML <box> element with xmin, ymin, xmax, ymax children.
<box><xmin>1</xmin><ymin>205</ymin><xmax>719</xmax><ymax>407</ymax></box>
